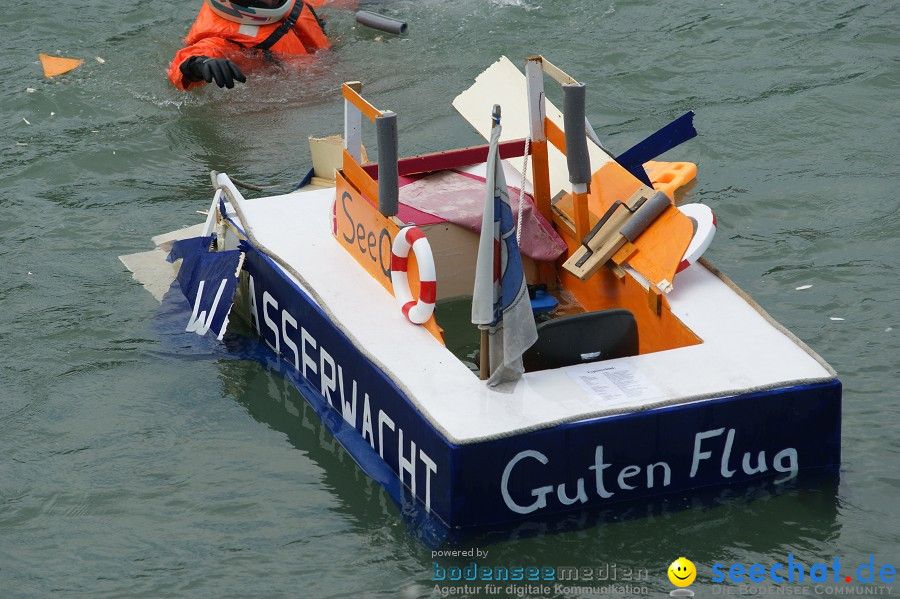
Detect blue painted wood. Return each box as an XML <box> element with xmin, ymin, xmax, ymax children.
<box><xmin>175</xmin><ymin>241</ymin><xmax>841</xmax><ymax>535</ymax></box>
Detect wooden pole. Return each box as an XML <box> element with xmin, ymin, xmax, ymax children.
<box><xmin>479</xmin><ymin>105</ymin><xmax>503</xmax><ymax>381</ymax></box>
<box><xmin>573</xmin><ymin>190</ymin><xmax>591</xmax><ymax>242</ymax></box>
<box><xmin>480</xmin><ymin>328</ymin><xmax>490</xmax><ymax>380</ymax></box>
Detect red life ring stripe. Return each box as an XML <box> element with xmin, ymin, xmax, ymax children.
<box><xmin>390</xmin><ymin>226</ymin><xmax>437</xmax><ymax>325</ymax></box>
<box><xmin>401</xmin><ymin>300</ymin><xmax>417</xmax><ymax>319</ymax></box>
<box><xmin>419</xmin><ymin>280</ymin><xmax>437</xmax><ymax>305</ymax></box>
<box><xmin>405</xmin><ymin>227</ymin><xmax>426</xmax><ymax>245</ymax></box>
<box><xmin>391</xmin><ymin>254</ymin><xmax>408</xmax><ymax>272</ymax></box>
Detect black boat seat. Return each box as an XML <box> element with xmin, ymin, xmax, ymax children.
<box><xmin>522</xmin><ymin>309</ymin><xmax>639</xmax><ymax>372</ymax></box>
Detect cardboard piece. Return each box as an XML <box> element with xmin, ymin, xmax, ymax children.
<box><xmin>40</xmin><ymin>54</ymin><xmax>84</xmax><ymax>78</ymax></box>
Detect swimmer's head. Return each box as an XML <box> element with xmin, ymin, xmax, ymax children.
<box><xmin>207</xmin><ymin>0</ymin><xmax>293</xmax><ymax>26</ymax></box>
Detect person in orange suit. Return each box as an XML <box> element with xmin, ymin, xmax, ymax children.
<box><xmin>168</xmin><ymin>0</ymin><xmax>330</xmax><ymax>90</ymax></box>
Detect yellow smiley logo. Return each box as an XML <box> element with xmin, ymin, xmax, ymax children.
<box><xmin>668</xmin><ymin>557</ymin><xmax>697</xmax><ymax>587</ymax></box>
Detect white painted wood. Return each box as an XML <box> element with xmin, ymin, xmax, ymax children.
<box><xmin>525</xmin><ymin>58</ymin><xmax>546</xmax><ymax>143</ymax></box>
<box><xmin>118</xmin><ymin>249</ymin><xmax>179</xmax><ymax>302</ymax></box>
<box><xmin>344</xmin><ymin>101</ymin><xmax>362</xmax><ymax>163</ymax></box>
<box><xmin>452</xmin><ymin>56</ymin><xmax>614</xmax><ymax>199</ymax></box>
<box><xmin>539</xmin><ymin>56</ymin><xmax>576</xmax><ymax>85</ymax></box>
<box><xmin>232</xmin><ymin>189</ymin><xmax>834</xmax><ymax>444</ymax></box>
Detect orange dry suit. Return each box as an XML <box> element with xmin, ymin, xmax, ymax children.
<box><xmin>168</xmin><ymin>0</ymin><xmax>329</xmax><ymax>90</ymax></box>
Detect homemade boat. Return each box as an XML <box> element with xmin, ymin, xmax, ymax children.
<box><xmin>122</xmin><ymin>56</ymin><xmax>841</xmax><ymax>531</ymax></box>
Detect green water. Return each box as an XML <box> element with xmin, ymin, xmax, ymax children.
<box><xmin>2</xmin><ymin>0</ymin><xmax>898</xmax><ymax>597</ymax></box>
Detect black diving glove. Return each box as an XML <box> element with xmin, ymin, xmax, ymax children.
<box><xmin>181</xmin><ymin>56</ymin><xmax>246</xmax><ymax>89</ymax></box>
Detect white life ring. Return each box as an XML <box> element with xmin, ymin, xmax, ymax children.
<box><xmin>390</xmin><ymin>226</ymin><xmax>437</xmax><ymax>325</ymax></box>
<box><xmin>676</xmin><ymin>203</ymin><xmax>717</xmax><ymax>273</ymax></box>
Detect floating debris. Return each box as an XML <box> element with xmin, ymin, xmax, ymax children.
<box><xmin>16</xmin><ymin>142</ymin><xmax>28</xmax><ymax>146</ymax></box>
<box><xmin>795</xmin><ymin>284</ymin><xmax>813</xmax><ymax>290</ymax></box>
<box><xmin>829</xmin><ymin>317</ymin><xmax>845</xmax><ymax>322</ymax></box>
<box><xmin>26</xmin><ymin>87</ymin><xmax>36</xmax><ymax>93</ymax></box>
<box><xmin>96</xmin><ymin>57</ymin><xmax>106</xmax><ymax>64</ymax></box>
<box><xmin>22</xmin><ymin>117</ymin><xmax>31</xmax><ymax>125</ymax></box>
<box><xmin>39</xmin><ymin>53</ymin><xmax>84</xmax><ymax>78</ymax></box>
<box><xmin>50</xmin><ymin>112</ymin><xmax>55</xmax><ymax>116</ymax></box>
<box><xmin>886</xmin><ymin>327</ymin><xmax>893</xmax><ymax>333</ymax></box>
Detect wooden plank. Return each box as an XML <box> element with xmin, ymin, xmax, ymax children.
<box><xmin>572</xmin><ymin>191</ymin><xmax>591</xmax><ymax>242</ymax></box>
<box><xmin>530</xmin><ymin>139</ymin><xmax>552</xmax><ymax>223</ymax></box>
<box><xmin>525</xmin><ymin>58</ymin><xmax>546</xmax><ymax>142</ymax></box>
<box><xmin>342</xmin><ymin>149</ymin><xmax>378</xmax><ymax>205</ymax></box>
<box><xmin>613</xmin><ymin>241</ymin><xmax>639</xmax><ymax>265</ymax></box>
<box><xmin>343</xmin><ymin>82</ymin><xmax>363</xmax><ymax>162</ymax></box>
<box><xmin>545</xmin><ymin>118</ymin><xmax>567</xmax><ymax>156</ymax></box>
<box><xmin>538</xmin><ymin>56</ymin><xmax>577</xmax><ymax>85</ymax></box>
<box><xmin>648</xmin><ymin>285</ymin><xmax>663</xmax><ymax>316</ymax></box>
<box><xmin>524</xmin><ymin>58</ymin><xmax>553</xmax><ymax>229</ymax></box>
<box><xmin>551</xmin><ymin>204</ymin><xmax>575</xmax><ymax>238</ymax></box>
<box><xmin>342</xmin><ymin>82</ymin><xmax>382</xmax><ymax>123</ymax></box>
<box><xmin>562</xmin><ymin>205</ymin><xmax>632</xmax><ymax>280</ymax></box>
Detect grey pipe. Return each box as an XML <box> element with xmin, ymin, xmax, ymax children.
<box><xmin>620</xmin><ymin>191</ymin><xmax>670</xmax><ymax>242</ymax></box>
<box><xmin>376</xmin><ymin>111</ymin><xmax>399</xmax><ymax>217</ymax></box>
<box><xmin>356</xmin><ymin>10</ymin><xmax>408</xmax><ymax>35</ymax></box>
<box><xmin>562</xmin><ymin>83</ymin><xmax>591</xmax><ymax>185</ymax></box>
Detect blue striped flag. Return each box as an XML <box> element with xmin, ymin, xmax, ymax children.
<box><xmin>471</xmin><ymin>113</ymin><xmax>537</xmax><ymax>386</ymax></box>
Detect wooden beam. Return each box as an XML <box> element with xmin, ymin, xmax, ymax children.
<box><xmin>572</xmin><ymin>191</ymin><xmax>591</xmax><ymax>242</ymax></box>
<box><xmin>342</xmin><ymin>83</ymin><xmax>382</xmax><ymax>123</ymax></box>
<box><xmin>342</xmin><ymin>149</ymin><xmax>378</xmax><ymax>206</ymax></box>
<box><xmin>360</xmin><ymin>139</ymin><xmax>529</xmax><ymax>179</ymax></box>
<box><xmin>530</xmin><ymin>139</ymin><xmax>553</xmax><ymax>224</ymax></box>
<box><xmin>545</xmin><ymin>118</ymin><xmax>566</xmax><ymax>156</ymax></box>
<box><xmin>539</xmin><ymin>56</ymin><xmax>577</xmax><ymax>85</ymax></box>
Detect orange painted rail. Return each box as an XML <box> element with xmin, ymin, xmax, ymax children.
<box><xmin>342</xmin><ymin>83</ymin><xmax>383</xmax><ymax>123</ymax></box>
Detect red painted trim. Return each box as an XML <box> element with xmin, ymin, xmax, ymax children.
<box><xmin>361</xmin><ymin>139</ymin><xmax>529</xmax><ymax>179</ymax></box>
